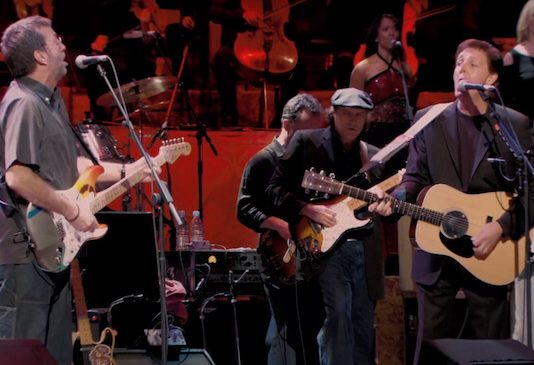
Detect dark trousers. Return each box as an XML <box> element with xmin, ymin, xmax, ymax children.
<box><xmin>414</xmin><ymin>258</ymin><xmax>509</xmax><ymax>365</ymax></box>
<box><xmin>318</xmin><ymin>240</ymin><xmax>375</xmax><ymax>365</ymax></box>
<box><xmin>0</xmin><ymin>263</ymin><xmax>72</xmax><ymax>365</ymax></box>
<box><xmin>263</xmin><ymin>271</ymin><xmax>324</xmax><ymax>365</ymax></box>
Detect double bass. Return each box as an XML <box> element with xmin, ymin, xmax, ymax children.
<box><xmin>233</xmin><ymin>0</ymin><xmax>300</xmax><ymax>84</ymax></box>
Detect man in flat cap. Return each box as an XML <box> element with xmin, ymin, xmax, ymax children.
<box><xmin>266</xmin><ymin>87</ymin><xmax>391</xmax><ymax>364</ymax></box>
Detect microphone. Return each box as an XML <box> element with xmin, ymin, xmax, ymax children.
<box><xmin>75</xmin><ymin>55</ymin><xmax>109</xmax><ymax>69</ymax></box>
<box><xmin>148</xmin><ymin>121</ymin><xmax>168</xmax><ymax>149</ymax></box>
<box><xmin>391</xmin><ymin>40</ymin><xmax>403</xmax><ymax>59</ymax></box>
<box><xmin>458</xmin><ymin>81</ymin><xmax>496</xmax><ymax>92</ymax></box>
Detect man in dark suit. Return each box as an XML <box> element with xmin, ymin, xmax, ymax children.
<box><xmin>266</xmin><ymin>88</ymin><xmax>387</xmax><ymax>364</ymax></box>
<box><xmin>370</xmin><ymin>38</ymin><xmax>534</xmax><ymax>364</ymax></box>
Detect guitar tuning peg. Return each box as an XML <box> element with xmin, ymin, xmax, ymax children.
<box><xmin>328</xmin><ymin>173</ymin><xmax>335</xmax><ymax>179</ymax></box>
<box><xmin>319</xmin><ymin>170</ymin><xmax>325</xmax><ymax>176</ymax></box>
<box><xmin>323</xmin><ymin>193</ymin><xmax>330</xmax><ymax>199</ymax></box>
<box><xmin>310</xmin><ymin>167</ymin><xmax>316</xmax><ymax>172</ymax></box>
<box><xmin>305</xmin><ymin>188</ymin><xmax>310</xmax><ymax>195</ymax></box>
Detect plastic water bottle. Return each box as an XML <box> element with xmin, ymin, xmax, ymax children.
<box><xmin>176</xmin><ymin>210</ymin><xmax>190</xmax><ymax>249</ymax></box>
<box><xmin>190</xmin><ymin>210</ymin><xmax>204</xmax><ymax>247</ymax></box>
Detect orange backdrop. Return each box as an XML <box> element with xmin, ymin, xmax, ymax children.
<box><xmin>102</xmin><ymin>126</ymin><xmax>277</xmax><ymax>249</ymax></box>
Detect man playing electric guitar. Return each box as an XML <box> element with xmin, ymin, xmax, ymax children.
<box><xmin>369</xmin><ymin>39</ymin><xmax>534</xmax><ymax>364</ymax></box>
<box><xmin>237</xmin><ymin>93</ymin><xmax>325</xmax><ymax>364</ymax></box>
<box><xmin>0</xmin><ymin>16</ymin><xmax>162</xmax><ymax>365</ymax></box>
<box><xmin>266</xmin><ymin>88</ymin><xmax>394</xmax><ymax>365</ymax></box>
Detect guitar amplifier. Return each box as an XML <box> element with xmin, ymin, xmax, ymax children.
<box><xmin>166</xmin><ymin>248</ymin><xmax>264</xmax><ymax>298</ymax></box>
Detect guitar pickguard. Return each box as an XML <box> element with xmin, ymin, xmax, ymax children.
<box><xmin>439</xmin><ymin>232</ymin><xmax>474</xmax><ymax>258</ymax></box>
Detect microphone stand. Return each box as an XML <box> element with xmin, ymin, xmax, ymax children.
<box><xmin>393</xmin><ymin>47</ymin><xmax>414</xmax><ymax>121</ymax></box>
<box><xmin>147</xmin><ymin>43</ymin><xmax>189</xmax><ymax>150</ymax></box>
<box><xmin>199</xmin><ymin>269</ymin><xmax>248</xmax><ymax>365</ymax></box>
<box><xmin>178</xmin><ymin>80</ymin><xmax>218</xmax><ymax>218</ymax></box>
<box><xmin>482</xmin><ymin>92</ymin><xmax>534</xmax><ymax>347</ymax></box>
<box><xmin>96</xmin><ymin>62</ymin><xmax>183</xmax><ymax>365</ymax></box>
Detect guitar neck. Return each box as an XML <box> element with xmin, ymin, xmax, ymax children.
<box><xmin>90</xmin><ymin>155</ymin><xmax>165</xmax><ymax>213</ymax></box>
<box><xmin>71</xmin><ymin>259</ymin><xmax>94</xmax><ymax>346</ymax></box>
<box><xmin>339</xmin><ymin>183</ymin><xmax>443</xmax><ymax>226</ymax></box>
<box><xmin>348</xmin><ymin>171</ymin><xmax>403</xmax><ymax>211</ymax></box>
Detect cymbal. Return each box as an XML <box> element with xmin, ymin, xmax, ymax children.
<box><xmin>113</xmin><ymin>101</ymin><xmax>184</xmax><ymax>129</ymax></box>
<box><xmin>96</xmin><ymin>76</ymin><xmax>177</xmax><ymax>107</ymax></box>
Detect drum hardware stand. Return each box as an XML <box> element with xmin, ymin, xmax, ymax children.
<box><xmin>199</xmin><ymin>269</ymin><xmax>249</xmax><ymax>365</ymax></box>
<box><xmin>259</xmin><ymin>26</ymin><xmax>273</xmax><ymax>129</ymax></box>
<box><xmin>161</xmin><ymin>38</ymin><xmax>218</xmax><ymax>219</ymax></box>
<box><xmin>95</xmin><ymin>60</ymin><xmax>183</xmax><ymax>365</ymax></box>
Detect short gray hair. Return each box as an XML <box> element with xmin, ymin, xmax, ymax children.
<box><xmin>281</xmin><ymin>93</ymin><xmax>324</xmax><ymax>124</ymax></box>
<box><xmin>1</xmin><ymin>16</ymin><xmax>51</xmax><ymax>78</ymax></box>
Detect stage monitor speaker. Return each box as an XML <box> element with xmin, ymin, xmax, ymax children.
<box><xmin>420</xmin><ymin>339</ymin><xmax>534</xmax><ymax>364</ymax></box>
<box><xmin>0</xmin><ymin>339</ymin><xmax>58</xmax><ymax>365</ymax></box>
<box><xmin>115</xmin><ymin>348</ymin><xmax>215</xmax><ymax>365</ymax></box>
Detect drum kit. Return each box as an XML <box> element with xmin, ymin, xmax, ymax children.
<box><xmin>77</xmin><ymin>75</ymin><xmax>190</xmax><ymax>163</ymax></box>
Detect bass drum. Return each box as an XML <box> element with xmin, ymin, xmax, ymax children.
<box><xmin>74</xmin><ymin>121</ymin><xmax>124</xmax><ymax>162</ymax></box>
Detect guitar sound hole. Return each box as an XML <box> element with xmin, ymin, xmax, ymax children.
<box><xmin>441</xmin><ymin>210</ymin><xmax>468</xmax><ymax>239</ymax></box>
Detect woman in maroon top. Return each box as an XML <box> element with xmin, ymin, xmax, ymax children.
<box><xmin>350</xmin><ymin>14</ymin><xmax>414</xmax><ymax>151</ymax></box>
<box><xmin>350</xmin><ymin>14</ymin><xmax>415</xmax><ymax>263</ymax></box>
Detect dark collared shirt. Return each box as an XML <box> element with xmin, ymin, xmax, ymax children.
<box><xmin>237</xmin><ymin>137</ymin><xmax>284</xmax><ymax>232</ymax></box>
<box><xmin>0</xmin><ymin>76</ymin><xmax>78</xmax><ymax>264</ymax></box>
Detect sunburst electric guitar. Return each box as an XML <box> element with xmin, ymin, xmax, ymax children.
<box><xmin>259</xmin><ymin>170</ymin><xmax>404</xmax><ymax>284</ymax></box>
<box><xmin>71</xmin><ymin>258</ymin><xmax>116</xmax><ymax>365</ymax></box>
<box><xmin>302</xmin><ymin>169</ymin><xmax>531</xmax><ymax>286</ymax></box>
<box><xmin>26</xmin><ymin>139</ymin><xmax>191</xmax><ymax>272</ymax></box>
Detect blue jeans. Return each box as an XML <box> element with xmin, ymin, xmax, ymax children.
<box><xmin>0</xmin><ymin>263</ymin><xmax>72</xmax><ymax>365</ymax></box>
<box><xmin>317</xmin><ymin>240</ymin><xmax>375</xmax><ymax>365</ymax></box>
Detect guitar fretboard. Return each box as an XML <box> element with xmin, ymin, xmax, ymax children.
<box><xmin>89</xmin><ymin>154</ymin><xmax>164</xmax><ymax>213</ymax></box>
<box><xmin>71</xmin><ymin>258</ymin><xmax>93</xmax><ymax>346</ymax></box>
<box><xmin>338</xmin><ymin>183</ymin><xmax>445</xmax><ymax>226</ymax></box>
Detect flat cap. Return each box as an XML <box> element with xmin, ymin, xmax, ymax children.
<box><xmin>331</xmin><ymin>88</ymin><xmax>374</xmax><ymax>110</ymax></box>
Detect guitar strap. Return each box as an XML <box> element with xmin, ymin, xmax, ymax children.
<box><xmin>359</xmin><ymin>141</ymin><xmax>371</xmax><ymax>181</ymax></box>
<box><xmin>67</xmin><ymin>122</ymin><xmax>101</xmax><ymax>167</ymax></box>
<box><xmin>359</xmin><ymin>140</ymin><xmax>369</xmax><ymax>166</ymax></box>
<box><xmin>360</xmin><ymin>102</ymin><xmax>451</xmax><ymax>172</ymax></box>
<box><xmin>0</xmin><ymin>172</ymin><xmax>32</xmax><ymax>247</ymax></box>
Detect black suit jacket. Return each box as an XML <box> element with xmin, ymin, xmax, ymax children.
<box><xmin>395</xmin><ymin>101</ymin><xmax>534</xmax><ymax>285</ymax></box>
<box><xmin>266</xmin><ymin>126</ymin><xmax>386</xmax><ymax>300</ymax></box>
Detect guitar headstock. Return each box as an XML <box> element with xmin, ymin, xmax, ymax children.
<box><xmin>158</xmin><ymin>138</ymin><xmax>192</xmax><ymax>164</ymax></box>
<box><xmin>301</xmin><ymin>169</ymin><xmax>343</xmax><ymax>195</ymax></box>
